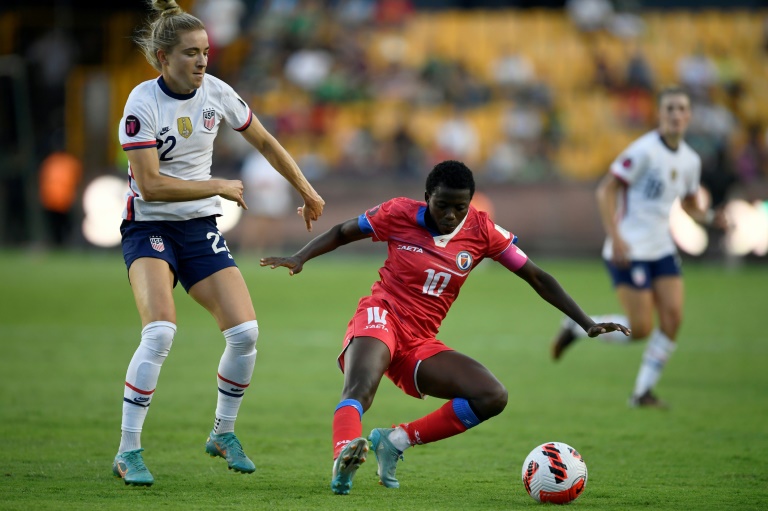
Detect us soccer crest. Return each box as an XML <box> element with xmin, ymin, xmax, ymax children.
<box><xmin>203</xmin><ymin>108</ymin><xmax>216</xmax><ymax>131</ymax></box>
<box><xmin>456</xmin><ymin>251</ymin><xmax>473</xmax><ymax>271</ymax></box>
<box><xmin>177</xmin><ymin>117</ymin><xmax>193</xmax><ymax>138</ymax></box>
<box><xmin>149</xmin><ymin>236</ymin><xmax>165</xmax><ymax>253</ymax></box>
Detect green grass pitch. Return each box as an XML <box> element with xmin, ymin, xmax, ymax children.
<box><xmin>0</xmin><ymin>251</ymin><xmax>766</xmax><ymax>510</ymax></box>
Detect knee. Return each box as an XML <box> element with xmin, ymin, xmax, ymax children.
<box><xmin>141</xmin><ymin>321</ymin><xmax>176</xmax><ymax>357</ymax></box>
<box><xmin>473</xmin><ymin>382</ymin><xmax>508</xmax><ymax>420</ymax></box>
<box><xmin>659</xmin><ymin>309</ymin><xmax>683</xmax><ymax>336</ymax></box>
<box><xmin>630</xmin><ymin>321</ymin><xmax>654</xmax><ymax>341</ymax></box>
<box><xmin>223</xmin><ymin>320</ymin><xmax>259</xmax><ymax>352</ymax></box>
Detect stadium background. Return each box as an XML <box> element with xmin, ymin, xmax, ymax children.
<box><xmin>1</xmin><ymin>0</ymin><xmax>767</xmax><ymax>257</ymax></box>
<box><xmin>1</xmin><ymin>3</ymin><xmax>767</xmax><ymax>509</ymax></box>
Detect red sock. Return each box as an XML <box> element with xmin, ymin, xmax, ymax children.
<box><xmin>400</xmin><ymin>400</ymin><xmax>468</xmax><ymax>445</ymax></box>
<box><xmin>332</xmin><ymin>405</ymin><xmax>362</xmax><ymax>459</ymax></box>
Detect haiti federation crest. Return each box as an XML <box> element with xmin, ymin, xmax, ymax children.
<box><xmin>203</xmin><ymin>108</ymin><xmax>216</xmax><ymax>131</ymax></box>
<box><xmin>456</xmin><ymin>251</ymin><xmax>473</xmax><ymax>271</ymax></box>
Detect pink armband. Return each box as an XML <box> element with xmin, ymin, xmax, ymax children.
<box><xmin>498</xmin><ymin>244</ymin><xmax>528</xmax><ymax>272</ymax></box>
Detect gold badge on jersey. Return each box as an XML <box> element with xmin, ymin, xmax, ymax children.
<box><xmin>177</xmin><ymin>117</ymin><xmax>193</xmax><ymax>138</ymax></box>
<box><xmin>671</xmin><ymin>168</ymin><xmax>678</xmax><ymax>181</ymax></box>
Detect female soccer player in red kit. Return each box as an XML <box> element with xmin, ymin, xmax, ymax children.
<box><xmin>262</xmin><ymin>160</ymin><xmax>629</xmax><ymax>495</ymax></box>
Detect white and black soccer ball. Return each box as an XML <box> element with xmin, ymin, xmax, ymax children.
<box><xmin>522</xmin><ymin>441</ymin><xmax>588</xmax><ymax>504</ymax></box>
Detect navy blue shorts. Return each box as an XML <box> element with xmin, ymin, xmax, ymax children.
<box><xmin>121</xmin><ymin>216</ymin><xmax>237</xmax><ymax>292</ymax></box>
<box><xmin>603</xmin><ymin>254</ymin><xmax>681</xmax><ymax>290</ymax></box>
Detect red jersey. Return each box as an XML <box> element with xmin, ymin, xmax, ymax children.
<box><xmin>358</xmin><ymin>197</ymin><xmax>524</xmax><ymax>339</ymax></box>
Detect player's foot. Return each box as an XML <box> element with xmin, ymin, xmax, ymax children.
<box><xmin>369</xmin><ymin>428</ymin><xmax>404</xmax><ymax>489</ymax></box>
<box><xmin>330</xmin><ymin>437</ymin><xmax>369</xmax><ymax>495</ymax></box>
<box><xmin>205</xmin><ymin>431</ymin><xmax>256</xmax><ymax>473</ymax></box>
<box><xmin>552</xmin><ymin>317</ymin><xmax>579</xmax><ymax>361</ymax></box>
<box><xmin>112</xmin><ymin>448</ymin><xmax>154</xmax><ymax>486</ymax></box>
<box><xmin>629</xmin><ymin>390</ymin><xmax>669</xmax><ymax>409</ymax></box>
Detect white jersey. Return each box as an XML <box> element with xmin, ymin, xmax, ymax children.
<box><xmin>118</xmin><ymin>74</ymin><xmax>252</xmax><ymax>221</ymax></box>
<box><xmin>602</xmin><ymin>131</ymin><xmax>701</xmax><ymax>261</ymax></box>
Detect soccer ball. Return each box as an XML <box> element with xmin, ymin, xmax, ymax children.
<box><xmin>521</xmin><ymin>442</ymin><xmax>588</xmax><ymax>504</ymax></box>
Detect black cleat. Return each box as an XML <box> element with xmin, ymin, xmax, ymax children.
<box><xmin>552</xmin><ymin>319</ymin><xmax>579</xmax><ymax>361</ymax></box>
<box><xmin>629</xmin><ymin>390</ymin><xmax>669</xmax><ymax>409</ymax></box>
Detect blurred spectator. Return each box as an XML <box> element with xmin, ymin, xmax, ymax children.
<box><xmin>712</xmin><ymin>47</ymin><xmax>745</xmax><ymax>108</ymax></box>
<box><xmin>566</xmin><ymin>0</ymin><xmax>613</xmax><ymax>33</ymax></box>
<box><xmin>375</xmin><ymin>0</ymin><xmax>414</xmax><ymax>27</ymax></box>
<box><xmin>491</xmin><ymin>47</ymin><xmax>536</xmax><ymax>100</ymax></box>
<box><xmin>236</xmin><ymin>151</ymin><xmax>292</xmax><ymax>254</ymax></box>
<box><xmin>434</xmin><ymin>109</ymin><xmax>479</xmax><ymax>165</ymax></box>
<box><xmin>625</xmin><ymin>47</ymin><xmax>654</xmax><ymax>93</ymax></box>
<box><xmin>483</xmin><ymin>137</ymin><xmax>527</xmax><ymax>182</ymax></box>
<box><xmin>734</xmin><ymin>124</ymin><xmax>767</xmax><ymax>184</ymax></box>
<box><xmin>336</xmin><ymin>126</ymin><xmax>378</xmax><ymax>176</ymax></box>
<box><xmin>444</xmin><ymin>62</ymin><xmax>490</xmax><ymax>108</ymax></box>
<box><xmin>26</xmin><ymin>28</ymin><xmax>79</xmax><ymax>154</ymax></box>
<box><xmin>608</xmin><ymin>10</ymin><xmax>645</xmax><ymax>40</ymax></box>
<box><xmin>194</xmin><ymin>0</ymin><xmax>245</xmax><ymax>48</ymax></box>
<box><xmin>390</xmin><ymin>122</ymin><xmax>425</xmax><ymax>180</ymax></box>
<box><xmin>371</xmin><ymin>62</ymin><xmax>420</xmax><ymax>102</ymax></box>
<box><xmin>502</xmin><ymin>104</ymin><xmax>543</xmax><ymax>143</ymax></box>
<box><xmin>591</xmin><ymin>49</ymin><xmax>618</xmax><ymax>91</ymax></box>
<box><xmin>334</xmin><ymin>0</ymin><xmax>375</xmax><ymax>27</ymax></box>
<box><xmin>38</xmin><ymin>151</ymin><xmax>83</xmax><ymax>247</ymax></box>
<box><xmin>677</xmin><ymin>46</ymin><xmax>718</xmax><ymax>100</ymax></box>
<box><xmin>284</xmin><ymin>44</ymin><xmax>334</xmax><ymax>91</ymax></box>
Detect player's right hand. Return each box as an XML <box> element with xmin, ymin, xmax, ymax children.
<box><xmin>260</xmin><ymin>256</ymin><xmax>304</xmax><ymax>276</ymax></box>
<box><xmin>611</xmin><ymin>237</ymin><xmax>631</xmax><ymax>268</ymax></box>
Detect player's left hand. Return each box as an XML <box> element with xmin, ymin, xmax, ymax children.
<box><xmin>298</xmin><ymin>194</ymin><xmax>325</xmax><ymax>232</ymax></box>
<box><xmin>586</xmin><ymin>322</ymin><xmax>631</xmax><ymax>338</ymax></box>
<box><xmin>260</xmin><ymin>256</ymin><xmax>305</xmax><ymax>276</ymax></box>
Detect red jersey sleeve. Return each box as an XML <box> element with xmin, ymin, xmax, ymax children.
<box><xmin>360</xmin><ymin>198</ymin><xmax>407</xmax><ymax>242</ymax></box>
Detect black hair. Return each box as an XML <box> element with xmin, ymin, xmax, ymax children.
<box><xmin>425</xmin><ymin>160</ymin><xmax>475</xmax><ymax>198</ymax></box>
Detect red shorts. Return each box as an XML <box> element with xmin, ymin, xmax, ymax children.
<box><xmin>338</xmin><ymin>296</ymin><xmax>453</xmax><ymax>399</ymax></box>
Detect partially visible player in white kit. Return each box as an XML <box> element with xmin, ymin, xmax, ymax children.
<box><xmin>551</xmin><ymin>86</ymin><xmax>716</xmax><ymax>408</ymax></box>
<box><xmin>112</xmin><ymin>0</ymin><xmax>324</xmax><ymax>486</ymax></box>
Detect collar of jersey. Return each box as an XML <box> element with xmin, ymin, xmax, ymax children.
<box><xmin>157</xmin><ymin>76</ymin><xmax>197</xmax><ymax>100</ymax></box>
<box><xmin>417</xmin><ymin>205</ymin><xmax>468</xmax><ymax>247</ymax></box>
<box><xmin>657</xmin><ymin>131</ymin><xmax>679</xmax><ymax>153</ymax></box>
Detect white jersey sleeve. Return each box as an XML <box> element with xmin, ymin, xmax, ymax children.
<box><xmin>609</xmin><ymin>138</ymin><xmax>651</xmax><ymax>186</ymax></box>
<box><xmin>119</xmin><ymin>84</ymin><xmax>159</xmax><ymax>152</ymax></box>
<box><xmin>218</xmin><ymin>80</ymin><xmax>253</xmax><ymax>131</ymax></box>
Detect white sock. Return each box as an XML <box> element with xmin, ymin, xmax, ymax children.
<box><xmin>387</xmin><ymin>426</ymin><xmax>412</xmax><ymax>452</ymax></box>
<box><xmin>214</xmin><ymin>320</ymin><xmax>259</xmax><ymax>435</ymax></box>
<box><xmin>633</xmin><ymin>329</ymin><xmax>676</xmax><ymax>397</ymax></box>
<box><xmin>571</xmin><ymin>314</ymin><xmax>631</xmax><ymax>343</ymax></box>
<box><xmin>119</xmin><ymin>321</ymin><xmax>176</xmax><ymax>453</ymax></box>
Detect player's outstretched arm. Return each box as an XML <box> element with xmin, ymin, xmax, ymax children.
<box><xmin>239</xmin><ymin>114</ymin><xmax>325</xmax><ymax>231</ymax></box>
<box><xmin>514</xmin><ymin>259</ymin><xmax>631</xmax><ymax>338</ymax></box>
<box><xmin>260</xmin><ymin>218</ymin><xmax>369</xmax><ymax>275</ymax></box>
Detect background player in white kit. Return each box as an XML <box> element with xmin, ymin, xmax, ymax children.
<box><xmin>552</xmin><ymin>86</ymin><xmax>717</xmax><ymax>408</ymax></box>
<box><xmin>112</xmin><ymin>0</ymin><xmax>324</xmax><ymax>486</ymax></box>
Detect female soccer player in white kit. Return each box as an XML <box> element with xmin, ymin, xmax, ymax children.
<box><xmin>112</xmin><ymin>0</ymin><xmax>324</xmax><ymax>486</ymax></box>
<box><xmin>552</xmin><ymin>86</ymin><xmax>716</xmax><ymax>408</ymax></box>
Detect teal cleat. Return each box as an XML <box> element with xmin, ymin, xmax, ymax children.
<box><xmin>205</xmin><ymin>431</ymin><xmax>256</xmax><ymax>473</ymax></box>
<box><xmin>331</xmin><ymin>437</ymin><xmax>369</xmax><ymax>495</ymax></box>
<box><xmin>112</xmin><ymin>448</ymin><xmax>154</xmax><ymax>486</ymax></box>
<box><xmin>368</xmin><ymin>428</ymin><xmax>404</xmax><ymax>489</ymax></box>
